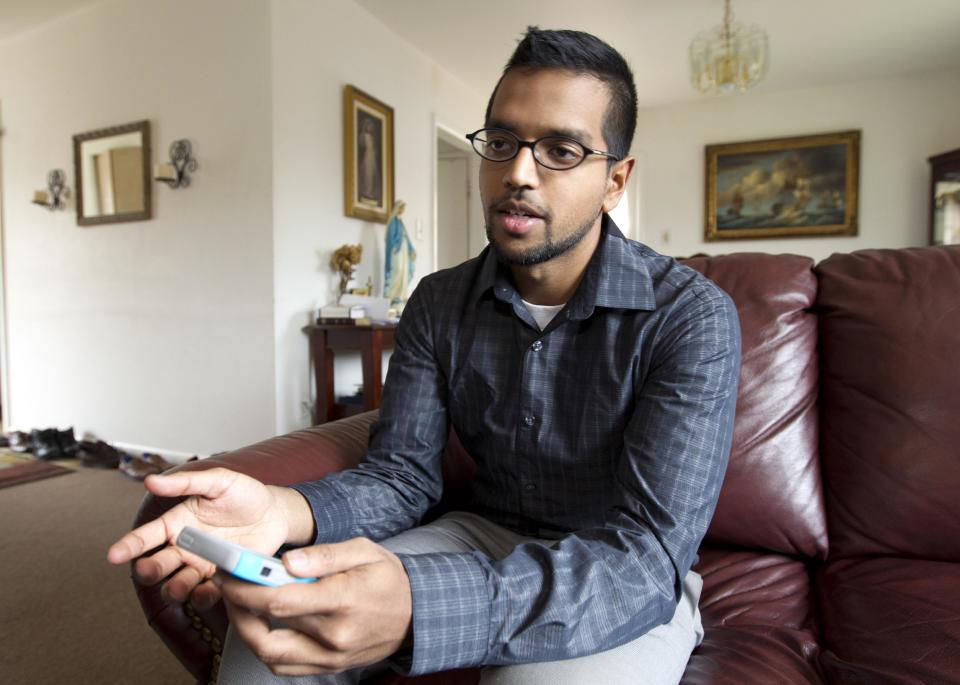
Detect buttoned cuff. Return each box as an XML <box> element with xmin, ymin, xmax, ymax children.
<box><xmin>390</xmin><ymin>552</ymin><xmax>491</xmax><ymax>675</ymax></box>
<box><xmin>288</xmin><ymin>479</ymin><xmax>355</xmax><ymax>544</ymax></box>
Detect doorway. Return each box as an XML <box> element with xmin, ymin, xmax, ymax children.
<box><xmin>434</xmin><ymin>124</ymin><xmax>485</xmax><ymax>271</ymax></box>
<box><xmin>0</xmin><ymin>103</ymin><xmax>7</xmax><ymax>429</ymax></box>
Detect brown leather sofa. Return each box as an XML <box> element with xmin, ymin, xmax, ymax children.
<box><xmin>131</xmin><ymin>246</ymin><xmax>960</xmax><ymax>684</ymax></box>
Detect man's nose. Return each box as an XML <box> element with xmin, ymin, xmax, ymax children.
<box><xmin>501</xmin><ymin>146</ymin><xmax>541</xmax><ymax>190</ymax></box>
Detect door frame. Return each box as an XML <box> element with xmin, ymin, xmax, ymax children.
<box><xmin>0</xmin><ymin>103</ymin><xmax>10</xmax><ymax>428</ymax></box>
<box><xmin>431</xmin><ymin>116</ymin><xmax>475</xmax><ymax>273</ymax></box>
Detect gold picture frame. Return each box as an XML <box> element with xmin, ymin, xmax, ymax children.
<box><xmin>343</xmin><ymin>85</ymin><xmax>394</xmax><ymax>223</ymax></box>
<box><xmin>705</xmin><ymin>130</ymin><xmax>860</xmax><ymax>241</ymax></box>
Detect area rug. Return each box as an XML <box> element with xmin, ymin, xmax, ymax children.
<box><xmin>0</xmin><ymin>451</ymin><xmax>75</xmax><ymax>489</ymax></box>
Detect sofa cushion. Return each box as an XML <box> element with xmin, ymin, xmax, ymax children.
<box><xmin>817</xmin><ymin>556</ymin><xmax>960</xmax><ymax>684</ymax></box>
<box><xmin>694</xmin><ymin>547</ymin><xmax>814</xmax><ymax>631</ymax></box>
<box><xmin>681</xmin><ymin>626</ymin><xmax>823</xmax><ymax>685</ymax></box>
<box><xmin>683</xmin><ymin>254</ymin><xmax>827</xmax><ymax>559</ymax></box>
<box><xmin>815</xmin><ymin>246</ymin><xmax>960</xmax><ymax>560</ymax></box>
<box><xmin>680</xmin><ymin>547</ymin><xmax>823</xmax><ymax>683</ymax></box>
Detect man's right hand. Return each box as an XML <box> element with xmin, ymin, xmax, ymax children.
<box><xmin>106</xmin><ymin>467</ymin><xmax>312</xmax><ymax>610</ymax></box>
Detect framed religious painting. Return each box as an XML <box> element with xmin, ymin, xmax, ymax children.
<box><xmin>343</xmin><ymin>85</ymin><xmax>394</xmax><ymax>223</ymax></box>
<box><xmin>704</xmin><ymin>130</ymin><xmax>860</xmax><ymax>241</ymax></box>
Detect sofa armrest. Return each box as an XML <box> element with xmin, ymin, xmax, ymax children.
<box><xmin>131</xmin><ymin>411</ymin><xmax>379</xmax><ymax>684</ymax></box>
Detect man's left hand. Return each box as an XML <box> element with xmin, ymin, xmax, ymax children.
<box><xmin>218</xmin><ymin>537</ymin><xmax>413</xmax><ymax>677</ymax></box>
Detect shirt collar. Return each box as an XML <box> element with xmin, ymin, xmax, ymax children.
<box><xmin>473</xmin><ymin>214</ymin><xmax>657</xmax><ymax>318</ymax></box>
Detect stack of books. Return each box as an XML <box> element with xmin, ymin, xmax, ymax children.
<box><xmin>317</xmin><ymin>303</ymin><xmax>369</xmax><ymax>325</ymax></box>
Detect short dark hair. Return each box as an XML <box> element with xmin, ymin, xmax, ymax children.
<box><xmin>484</xmin><ymin>27</ymin><xmax>638</xmax><ymax>162</ymax></box>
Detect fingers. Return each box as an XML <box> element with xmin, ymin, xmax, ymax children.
<box><xmin>106</xmin><ymin>468</ymin><xmax>240</xmax><ymax>565</ymax></box>
<box><xmin>282</xmin><ymin>537</ymin><xmax>383</xmax><ymax>578</ymax></box>
<box><xmin>217</xmin><ymin>538</ymin><xmax>391</xmax><ymax>617</ymax></box>
<box><xmin>190</xmin><ymin>580</ymin><xmax>222</xmax><ymax>611</ymax></box>
<box><xmin>133</xmin><ymin>545</ymin><xmax>219</xmax><ymax>608</ymax></box>
<box><xmin>107</xmin><ymin>513</ymin><xmax>183</xmax><ymax>564</ymax></box>
<box><xmin>130</xmin><ymin>536</ymin><xmax>219</xmax><ymax>611</ymax></box>
<box><xmin>218</xmin><ymin>571</ymin><xmax>349</xmax><ymax>618</ymax></box>
<box><xmin>161</xmin><ymin>564</ymin><xmax>209</xmax><ymax>604</ymax></box>
<box><xmin>132</xmin><ymin>545</ymin><xmax>188</xmax><ymax>584</ymax></box>
<box><xmin>219</xmin><ymin>538</ymin><xmax>412</xmax><ymax>676</ymax></box>
<box><xmin>143</xmin><ymin>467</ymin><xmax>239</xmax><ymax>500</ymax></box>
<box><xmin>223</xmin><ymin>601</ymin><xmax>345</xmax><ymax>675</ymax></box>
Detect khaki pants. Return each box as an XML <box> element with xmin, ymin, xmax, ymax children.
<box><xmin>218</xmin><ymin>511</ymin><xmax>704</xmax><ymax>685</ymax></box>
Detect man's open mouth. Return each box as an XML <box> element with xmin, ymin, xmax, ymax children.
<box><xmin>498</xmin><ymin>202</ymin><xmax>544</xmax><ymax>220</ymax></box>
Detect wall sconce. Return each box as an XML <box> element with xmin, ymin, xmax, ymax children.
<box><xmin>32</xmin><ymin>169</ymin><xmax>69</xmax><ymax>210</ymax></box>
<box><xmin>154</xmin><ymin>139</ymin><xmax>198</xmax><ymax>189</ymax></box>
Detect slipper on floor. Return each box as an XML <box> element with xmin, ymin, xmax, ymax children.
<box><xmin>118</xmin><ymin>452</ymin><xmax>175</xmax><ymax>480</ymax></box>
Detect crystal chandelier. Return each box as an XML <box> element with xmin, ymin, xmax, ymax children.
<box><xmin>689</xmin><ymin>0</ymin><xmax>769</xmax><ymax>95</ymax></box>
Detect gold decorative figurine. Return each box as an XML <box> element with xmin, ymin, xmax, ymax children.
<box><xmin>331</xmin><ymin>244</ymin><xmax>363</xmax><ymax>300</ymax></box>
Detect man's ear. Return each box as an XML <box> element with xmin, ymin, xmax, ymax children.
<box><xmin>602</xmin><ymin>156</ymin><xmax>636</xmax><ymax>214</ymax></box>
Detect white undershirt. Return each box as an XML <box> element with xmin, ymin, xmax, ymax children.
<box><xmin>521</xmin><ymin>299</ymin><xmax>566</xmax><ymax>330</ymax></box>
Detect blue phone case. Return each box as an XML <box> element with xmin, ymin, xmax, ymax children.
<box><xmin>176</xmin><ymin>526</ymin><xmax>317</xmax><ymax>587</ymax></box>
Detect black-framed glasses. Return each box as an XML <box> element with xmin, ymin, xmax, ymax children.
<box><xmin>465</xmin><ymin>128</ymin><xmax>621</xmax><ymax>171</ymax></box>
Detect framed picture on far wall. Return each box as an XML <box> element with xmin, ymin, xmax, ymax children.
<box><xmin>705</xmin><ymin>130</ymin><xmax>860</xmax><ymax>241</ymax></box>
<box><xmin>343</xmin><ymin>85</ymin><xmax>394</xmax><ymax>223</ymax></box>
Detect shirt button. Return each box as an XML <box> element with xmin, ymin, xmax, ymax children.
<box><xmin>523</xmin><ymin>483</ymin><xmax>537</xmax><ymax>492</ymax></box>
<box><xmin>522</xmin><ymin>415</ymin><xmax>535</xmax><ymax>427</ymax></box>
<box><xmin>531</xmin><ymin>340</ymin><xmax>543</xmax><ymax>352</ymax></box>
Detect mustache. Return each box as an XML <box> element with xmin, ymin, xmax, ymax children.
<box><xmin>486</xmin><ymin>191</ymin><xmax>550</xmax><ymax>220</ymax></box>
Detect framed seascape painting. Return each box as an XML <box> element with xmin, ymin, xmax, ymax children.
<box><xmin>343</xmin><ymin>85</ymin><xmax>394</xmax><ymax>223</ymax></box>
<box><xmin>705</xmin><ymin>130</ymin><xmax>860</xmax><ymax>241</ymax></box>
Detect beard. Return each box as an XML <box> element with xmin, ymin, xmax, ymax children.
<box><xmin>484</xmin><ymin>195</ymin><xmax>603</xmax><ymax>267</ymax></box>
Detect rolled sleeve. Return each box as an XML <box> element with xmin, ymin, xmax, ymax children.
<box><xmin>288</xmin><ymin>478</ymin><xmax>355</xmax><ymax>544</ymax></box>
<box><xmin>390</xmin><ymin>552</ymin><xmax>491</xmax><ymax>675</ymax></box>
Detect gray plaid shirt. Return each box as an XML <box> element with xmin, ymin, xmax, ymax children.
<box><xmin>293</xmin><ymin>216</ymin><xmax>741</xmax><ymax>675</ymax></box>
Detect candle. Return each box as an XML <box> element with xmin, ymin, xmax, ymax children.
<box><xmin>154</xmin><ymin>162</ymin><xmax>177</xmax><ymax>181</ymax></box>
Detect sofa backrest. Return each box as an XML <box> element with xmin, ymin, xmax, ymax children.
<box><xmin>816</xmin><ymin>246</ymin><xmax>960</xmax><ymax>561</ymax></box>
<box><xmin>684</xmin><ymin>253</ymin><xmax>828</xmax><ymax>559</ymax></box>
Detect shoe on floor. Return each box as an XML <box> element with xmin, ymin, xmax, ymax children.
<box><xmin>31</xmin><ymin>429</ymin><xmax>63</xmax><ymax>461</ymax></box>
<box><xmin>78</xmin><ymin>440</ymin><xmax>121</xmax><ymax>469</ymax></box>
<box><xmin>6</xmin><ymin>431</ymin><xmax>32</xmax><ymax>453</ymax></box>
<box><xmin>58</xmin><ymin>427</ymin><xmax>80</xmax><ymax>457</ymax></box>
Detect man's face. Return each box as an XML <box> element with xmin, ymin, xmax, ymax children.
<box><xmin>480</xmin><ymin>68</ymin><xmax>616</xmax><ymax>267</ymax></box>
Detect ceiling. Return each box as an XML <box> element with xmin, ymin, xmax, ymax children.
<box><xmin>355</xmin><ymin>0</ymin><xmax>960</xmax><ymax>108</ymax></box>
<box><xmin>0</xmin><ymin>0</ymin><xmax>102</xmax><ymax>41</ymax></box>
<box><xmin>3</xmin><ymin>1</ymin><xmax>960</xmax><ymax>108</ymax></box>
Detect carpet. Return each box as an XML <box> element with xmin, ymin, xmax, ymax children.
<box><xmin>0</xmin><ymin>465</ymin><xmax>191</xmax><ymax>683</ymax></box>
<box><xmin>0</xmin><ymin>451</ymin><xmax>75</xmax><ymax>489</ymax></box>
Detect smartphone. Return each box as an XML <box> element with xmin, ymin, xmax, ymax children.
<box><xmin>176</xmin><ymin>526</ymin><xmax>317</xmax><ymax>587</ymax></box>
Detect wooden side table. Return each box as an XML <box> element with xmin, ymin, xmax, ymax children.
<box><xmin>303</xmin><ymin>323</ymin><xmax>396</xmax><ymax>424</ymax></box>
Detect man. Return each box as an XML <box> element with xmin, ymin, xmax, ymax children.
<box><xmin>109</xmin><ymin>27</ymin><xmax>740</xmax><ymax>685</ymax></box>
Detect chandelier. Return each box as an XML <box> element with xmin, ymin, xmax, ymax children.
<box><xmin>689</xmin><ymin>0</ymin><xmax>769</xmax><ymax>95</ymax></box>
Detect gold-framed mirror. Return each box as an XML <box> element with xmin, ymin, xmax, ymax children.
<box><xmin>73</xmin><ymin>120</ymin><xmax>152</xmax><ymax>226</ymax></box>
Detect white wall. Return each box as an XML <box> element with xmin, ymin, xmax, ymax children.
<box><xmin>270</xmin><ymin>0</ymin><xmax>483</xmax><ymax>433</ymax></box>
<box><xmin>0</xmin><ymin>0</ymin><xmax>484</xmax><ymax>453</ymax></box>
<box><xmin>0</xmin><ymin>0</ymin><xmax>276</xmax><ymax>455</ymax></box>
<box><xmin>10</xmin><ymin>1</ymin><xmax>951</xmax><ymax>453</ymax></box>
<box><xmin>635</xmin><ymin>71</ymin><xmax>960</xmax><ymax>261</ymax></box>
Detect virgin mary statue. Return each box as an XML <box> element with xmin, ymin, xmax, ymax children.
<box><xmin>384</xmin><ymin>201</ymin><xmax>416</xmax><ymax>305</ymax></box>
